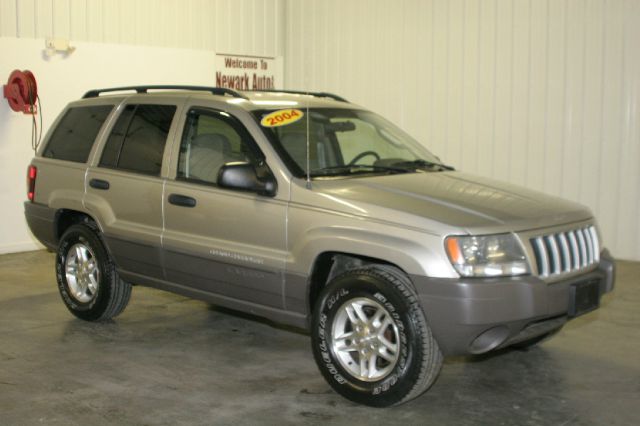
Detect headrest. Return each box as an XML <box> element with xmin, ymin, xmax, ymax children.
<box><xmin>191</xmin><ymin>133</ymin><xmax>231</xmax><ymax>153</ymax></box>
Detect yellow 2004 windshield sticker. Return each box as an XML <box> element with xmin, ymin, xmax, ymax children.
<box><xmin>260</xmin><ymin>109</ymin><xmax>304</xmax><ymax>127</ymax></box>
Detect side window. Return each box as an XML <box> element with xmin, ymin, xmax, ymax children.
<box><xmin>100</xmin><ymin>104</ymin><xmax>176</xmax><ymax>176</ymax></box>
<box><xmin>177</xmin><ymin>110</ymin><xmax>260</xmax><ymax>185</ymax></box>
<box><xmin>43</xmin><ymin>105</ymin><xmax>113</xmax><ymax>163</ymax></box>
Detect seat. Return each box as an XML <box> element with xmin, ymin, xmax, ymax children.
<box><xmin>280</xmin><ymin>131</ymin><xmax>336</xmax><ymax>172</ymax></box>
<box><xmin>186</xmin><ymin>133</ymin><xmax>234</xmax><ymax>183</ymax></box>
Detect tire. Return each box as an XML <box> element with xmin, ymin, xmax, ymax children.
<box><xmin>56</xmin><ymin>222</ymin><xmax>131</xmax><ymax>321</ymax></box>
<box><xmin>311</xmin><ymin>265</ymin><xmax>443</xmax><ymax>407</ymax></box>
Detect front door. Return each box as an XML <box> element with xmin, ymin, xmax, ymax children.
<box><xmin>161</xmin><ymin>108</ymin><xmax>287</xmax><ymax>308</ymax></box>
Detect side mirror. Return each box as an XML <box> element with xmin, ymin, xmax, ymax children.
<box><xmin>217</xmin><ymin>162</ymin><xmax>277</xmax><ymax>197</ymax></box>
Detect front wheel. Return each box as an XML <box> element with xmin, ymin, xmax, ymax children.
<box><xmin>311</xmin><ymin>265</ymin><xmax>442</xmax><ymax>407</ymax></box>
<box><xmin>56</xmin><ymin>222</ymin><xmax>131</xmax><ymax>321</ymax></box>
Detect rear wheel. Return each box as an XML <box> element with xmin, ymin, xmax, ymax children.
<box><xmin>311</xmin><ymin>265</ymin><xmax>442</xmax><ymax>407</ymax></box>
<box><xmin>56</xmin><ymin>222</ymin><xmax>131</xmax><ymax>321</ymax></box>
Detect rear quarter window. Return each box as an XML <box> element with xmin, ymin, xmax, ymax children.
<box><xmin>43</xmin><ymin>105</ymin><xmax>114</xmax><ymax>163</ymax></box>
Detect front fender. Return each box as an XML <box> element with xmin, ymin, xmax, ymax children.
<box><xmin>283</xmin><ymin>213</ymin><xmax>458</xmax><ymax>315</ymax></box>
<box><xmin>289</xmin><ymin>225</ymin><xmax>450</xmax><ymax>278</ymax></box>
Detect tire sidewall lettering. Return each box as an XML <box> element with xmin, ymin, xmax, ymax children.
<box><xmin>326</xmin><ymin>287</ymin><xmax>348</xmax><ymax>310</ymax></box>
<box><xmin>374</xmin><ymin>291</ymin><xmax>410</xmax><ymax>378</ymax></box>
<box><xmin>317</xmin><ymin>312</ymin><xmax>347</xmax><ymax>384</ymax></box>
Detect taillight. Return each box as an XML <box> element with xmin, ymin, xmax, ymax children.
<box><xmin>27</xmin><ymin>165</ymin><xmax>37</xmax><ymax>202</ymax></box>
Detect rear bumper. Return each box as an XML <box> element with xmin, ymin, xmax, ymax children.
<box><xmin>24</xmin><ymin>202</ymin><xmax>57</xmax><ymax>250</ymax></box>
<box><xmin>412</xmin><ymin>249</ymin><xmax>615</xmax><ymax>356</ymax></box>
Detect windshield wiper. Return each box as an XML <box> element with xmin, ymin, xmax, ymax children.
<box><xmin>310</xmin><ymin>164</ymin><xmax>410</xmax><ymax>177</ymax></box>
<box><xmin>392</xmin><ymin>159</ymin><xmax>455</xmax><ymax>171</ymax></box>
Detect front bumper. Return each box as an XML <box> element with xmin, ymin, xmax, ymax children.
<box><xmin>411</xmin><ymin>249</ymin><xmax>615</xmax><ymax>356</ymax></box>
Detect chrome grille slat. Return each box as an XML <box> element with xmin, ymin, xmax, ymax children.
<box><xmin>583</xmin><ymin>228</ymin><xmax>594</xmax><ymax>264</ymax></box>
<box><xmin>546</xmin><ymin>235</ymin><xmax>561</xmax><ymax>274</ymax></box>
<box><xmin>589</xmin><ymin>227</ymin><xmax>600</xmax><ymax>261</ymax></box>
<box><xmin>558</xmin><ymin>233</ymin><xmax>571</xmax><ymax>272</ymax></box>
<box><xmin>576</xmin><ymin>230</ymin><xmax>588</xmax><ymax>267</ymax></box>
<box><xmin>567</xmin><ymin>231</ymin><xmax>580</xmax><ymax>269</ymax></box>
<box><xmin>529</xmin><ymin>225</ymin><xmax>599</xmax><ymax>279</ymax></box>
<box><xmin>532</xmin><ymin>237</ymin><xmax>549</xmax><ymax>277</ymax></box>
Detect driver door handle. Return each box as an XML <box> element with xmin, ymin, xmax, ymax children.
<box><xmin>168</xmin><ymin>193</ymin><xmax>197</xmax><ymax>208</ymax></box>
<box><xmin>89</xmin><ymin>179</ymin><xmax>110</xmax><ymax>190</ymax></box>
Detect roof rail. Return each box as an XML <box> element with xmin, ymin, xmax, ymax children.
<box><xmin>253</xmin><ymin>89</ymin><xmax>348</xmax><ymax>103</ymax></box>
<box><xmin>82</xmin><ymin>85</ymin><xmax>249</xmax><ymax>99</ymax></box>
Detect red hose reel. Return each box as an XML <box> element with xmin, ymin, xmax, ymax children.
<box><xmin>3</xmin><ymin>70</ymin><xmax>38</xmax><ymax>114</ymax></box>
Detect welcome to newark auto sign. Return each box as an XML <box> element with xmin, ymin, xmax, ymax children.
<box><xmin>215</xmin><ymin>54</ymin><xmax>283</xmax><ymax>90</ymax></box>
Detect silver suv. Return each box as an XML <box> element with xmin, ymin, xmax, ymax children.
<box><xmin>24</xmin><ymin>86</ymin><xmax>615</xmax><ymax>407</ymax></box>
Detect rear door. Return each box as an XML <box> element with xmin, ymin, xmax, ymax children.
<box><xmin>161</xmin><ymin>106</ymin><xmax>287</xmax><ymax>308</ymax></box>
<box><xmin>84</xmin><ymin>100</ymin><xmax>181</xmax><ymax>279</ymax></box>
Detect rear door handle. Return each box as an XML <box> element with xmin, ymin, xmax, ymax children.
<box><xmin>168</xmin><ymin>193</ymin><xmax>197</xmax><ymax>208</ymax></box>
<box><xmin>89</xmin><ymin>179</ymin><xmax>110</xmax><ymax>190</ymax></box>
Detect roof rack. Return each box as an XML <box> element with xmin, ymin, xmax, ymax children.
<box><xmin>252</xmin><ymin>89</ymin><xmax>348</xmax><ymax>103</ymax></box>
<box><xmin>82</xmin><ymin>85</ymin><xmax>249</xmax><ymax>99</ymax></box>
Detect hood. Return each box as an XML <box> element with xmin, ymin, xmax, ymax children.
<box><xmin>311</xmin><ymin>171</ymin><xmax>592</xmax><ymax>233</ymax></box>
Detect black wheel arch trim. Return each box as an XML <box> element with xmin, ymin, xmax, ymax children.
<box><xmin>305</xmin><ymin>251</ymin><xmax>418</xmax><ymax>325</ymax></box>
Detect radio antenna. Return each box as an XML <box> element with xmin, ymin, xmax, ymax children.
<box><xmin>305</xmin><ymin>91</ymin><xmax>311</xmax><ymax>189</ymax></box>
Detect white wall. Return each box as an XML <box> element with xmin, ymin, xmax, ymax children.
<box><xmin>0</xmin><ymin>0</ymin><xmax>285</xmax><ymax>56</ymax></box>
<box><xmin>284</xmin><ymin>0</ymin><xmax>640</xmax><ymax>261</ymax></box>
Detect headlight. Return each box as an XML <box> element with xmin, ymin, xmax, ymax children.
<box><xmin>445</xmin><ymin>234</ymin><xmax>530</xmax><ymax>277</ymax></box>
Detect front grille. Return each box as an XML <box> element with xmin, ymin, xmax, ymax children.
<box><xmin>530</xmin><ymin>226</ymin><xmax>599</xmax><ymax>278</ymax></box>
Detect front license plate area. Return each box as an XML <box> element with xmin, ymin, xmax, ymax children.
<box><xmin>568</xmin><ymin>279</ymin><xmax>601</xmax><ymax>317</ymax></box>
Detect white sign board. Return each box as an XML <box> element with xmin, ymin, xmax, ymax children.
<box><xmin>215</xmin><ymin>54</ymin><xmax>283</xmax><ymax>90</ymax></box>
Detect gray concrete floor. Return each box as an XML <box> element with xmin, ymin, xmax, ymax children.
<box><xmin>0</xmin><ymin>250</ymin><xmax>638</xmax><ymax>426</ymax></box>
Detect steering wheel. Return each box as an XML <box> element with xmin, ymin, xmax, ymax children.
<box><xmin>348</xmin><ymin>150</ymin><xmax>381</xmax><ymax>165</ymax></box>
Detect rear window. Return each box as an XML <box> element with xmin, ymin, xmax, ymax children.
<box><xmin>100</xmin><ymin>104</ymin><xmax>177</xmax><ymax>176</ymax></box>
<box><xmin>43</xmin><ymin>105</ymin><xmax>113</xmax><ymax>163</ymax></box>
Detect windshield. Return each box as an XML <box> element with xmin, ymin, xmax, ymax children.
<box><xmin>253</xmin><ymin>108</ymin><xmax>449</xmax><ymax>178</ymax></box>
